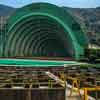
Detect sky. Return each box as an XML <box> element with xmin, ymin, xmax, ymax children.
<box><xmin>0</xmin><ymin>0</ymin><xmax>100</xmax><ymax>8</ymax></box>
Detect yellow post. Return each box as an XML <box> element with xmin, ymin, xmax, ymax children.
<box><xmin>60</xmin><ymin>71</ymin><xmax>66</xmax><ymax>87</ymax></box>
<box><xmin>84</xmin><ymin>88</ymin><xmax>88</xmax><ymax>100</ymax></box>
<box><xmin>69</xmin><ymin>79</ymin><xmax>81</xmax><ymax>98</ymax></box>
<box><xmin>48</xmin><ymin>79</ymin><xmax>52</xmax><ymax>88</ymax></box>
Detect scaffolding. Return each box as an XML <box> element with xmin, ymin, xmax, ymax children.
<box><xmin>63</xmin><ymin>65</ymin><xmax>100</xmax><ymax>100</ymax></box>
<box><xmin>0</xmin><ymin>59</ymin><xmax>99</xmax><ymax>100</ymax></box>
<box><xmin>0</xmin><ymin>67</ymin><xmax>65</xmax><ymax>100</ymax></box>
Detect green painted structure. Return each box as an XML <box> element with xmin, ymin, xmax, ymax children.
<box><xmin>0</xmin><ymin>58</ymin><xmax>99</xmax><ymax>68</ymax></box>
<box><xmin>0</xmin><ymin>58</ymin><xmax>84</xmax><ymax>67</ymax></box>
<box><xmin>2</xmin><ymin>3</ymin><xmax>88</xmax><ymax>60</ymax></box>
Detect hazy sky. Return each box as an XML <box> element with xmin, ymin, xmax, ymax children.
<box><xmin>0</xmin><ymin>0</ymin><xmax>100</xmax><ymax>8</ymax></box>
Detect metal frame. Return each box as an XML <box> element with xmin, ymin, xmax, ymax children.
<box><xmin>2</xmin><ymin>3</ymin><xmax>88</xmax><ymax>59</ymax></box>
